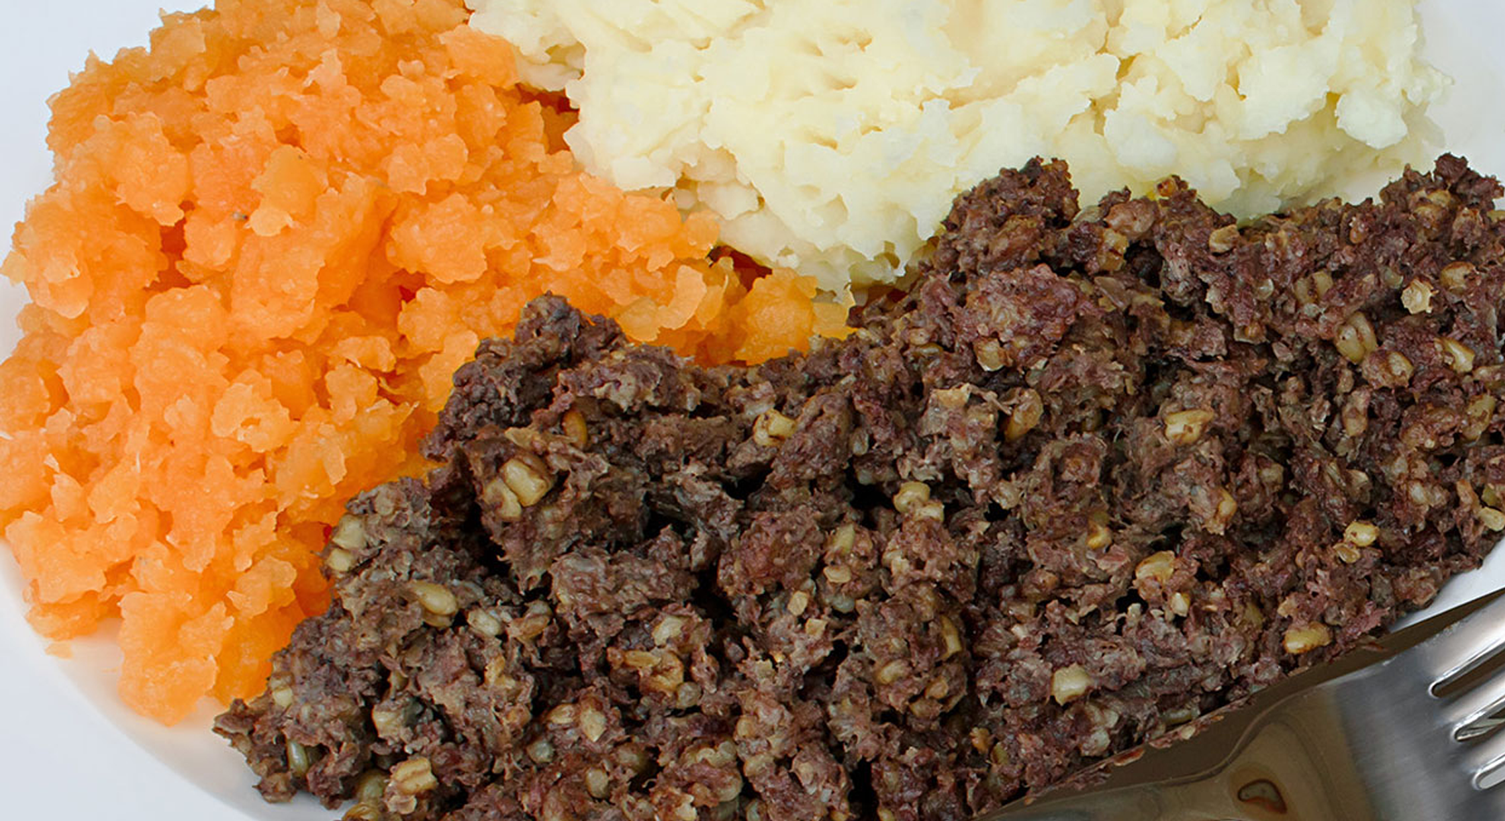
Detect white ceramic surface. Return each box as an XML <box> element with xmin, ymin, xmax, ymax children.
<box><xmin>0</xmin><ymin>1</ymin><xmax>1502</xmax><ymax>819</ymax></box>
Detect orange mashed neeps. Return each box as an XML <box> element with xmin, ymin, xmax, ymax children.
<box><xmin>0</xmin><ymin>0</ymin><xmax>850</xmax><ymax>723</ymax></box>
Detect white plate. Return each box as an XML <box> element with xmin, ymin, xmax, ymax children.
<box><xmin>1</xmin><ymin>2</ymin><xmax>1503</xmax><ymax>819</ymax></box>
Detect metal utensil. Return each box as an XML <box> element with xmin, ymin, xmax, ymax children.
<box><xmin>982</xmin><ymin>587</ymin><xmax>1505</xmax><ymax>821</ymax></box>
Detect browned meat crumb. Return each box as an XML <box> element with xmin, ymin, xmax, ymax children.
<box><xmin>216</xmin><ymin>156</ymin><xmax>1505</xmax><ymax>821</ymax></box>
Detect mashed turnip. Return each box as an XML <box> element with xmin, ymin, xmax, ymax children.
<box><xmin>468</xmin><ymin>0</ymin><xmax>1446</xmax><ymax>292</ymax></box>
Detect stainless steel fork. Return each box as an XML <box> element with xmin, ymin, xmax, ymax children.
<box><xmin>983</xmin><ymin>588</ymin><xmax>1505</xmax><ymax>821</ymax></box>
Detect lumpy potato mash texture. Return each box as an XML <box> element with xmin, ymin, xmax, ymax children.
<box><xmin>471</xmin><ymin>0</ymin><xmax>1446</xmax><ymax>292</ymax></box>
<box><xmin>0</xmin><ymin>0</ymin><xmax>845</xmax><ymax>724</ymax></box>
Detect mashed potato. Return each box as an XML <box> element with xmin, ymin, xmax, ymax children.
<box><xmin>468</xmin><ymin>0</ymin><xmax>1445</xmax><ymax>292</ymax></box>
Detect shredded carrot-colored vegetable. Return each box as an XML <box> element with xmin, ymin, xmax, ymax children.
<box><xmin>0</xmin><ymin>0</ymin><xmax>849</xmax><ymax>724</ymax></box>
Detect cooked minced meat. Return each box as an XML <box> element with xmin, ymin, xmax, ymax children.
<box><xmin>216</xmin><ymin>156</ymin><xmax>1505</xmax><ymax>821</ymax></box>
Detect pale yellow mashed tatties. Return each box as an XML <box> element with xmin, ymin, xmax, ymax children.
<box><xmin>468</xmin><ymin>0</ymin><xmax>1445</xmax><ymax>292</ymax></box>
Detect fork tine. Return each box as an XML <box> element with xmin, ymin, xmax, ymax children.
<box><xmin>1445</xmin><ymin>674</ymin><xmax>1505</xmax><ymax>737</ymax></box>
<box><xmin>1458</xmin><ymin>711</ymin><xmax>1505</xmax><ymax>742</ymax></box>
<box><xmin>1463</xmin><ymin>729</ymin><xmax>1505</xmax><ymax>787</ymax></box>
<box><xmin>1475</xmin><ymin>756</ymin><xmax>1505</xmax><ymax>791</ymax></box>
<box><xmin>1413</xmin><ymin>588</ymin><xmax>1505</xmax><ymax>691</ymax></box>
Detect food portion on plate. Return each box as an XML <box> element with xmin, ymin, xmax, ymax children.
<box><xmin>469</xmin><ymin>0</ymin><xmax>1445</xmax><ymax>291</ymax></box>
<box><xmin>215</xmin><ymin>157</ymin><xmax>1505</xmax><ymax>820</ymax></box>
<box><xmin>0</xmin><ymin>0</ymin><xmax>848</xmax><ymax>725</ymax></box>
<box><xmin>1</xmin><ymin>0</ymin><xmax>1503</xmax><ymax>819</ymax></box>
